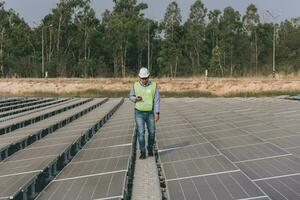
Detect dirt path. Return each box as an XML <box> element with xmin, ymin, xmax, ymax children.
<box><xmin>0</xmin><ymin>78</ymin><xmax>300</xmax><ymax>96</ymax></box>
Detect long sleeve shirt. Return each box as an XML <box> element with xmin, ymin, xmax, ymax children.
<box><xmin>128</xmin><ymin>80</ymin><xmax>160</xmax><ymax>113</ymax></box>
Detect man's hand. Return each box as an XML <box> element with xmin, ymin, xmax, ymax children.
<box><xmin>136</xmin><ymin>96</ymin><xmax>143</xmax><ymax>102</ymax></box>
<box><xmin>155</xmin><ymin>113</ymin><xmax>160</xmax><ymax>122</ymax></box>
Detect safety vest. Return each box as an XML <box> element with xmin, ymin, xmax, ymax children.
<box><xmin>134</xmin><ymin>81</ymin><xmax>157</xmax><ymax>112</ymax></box>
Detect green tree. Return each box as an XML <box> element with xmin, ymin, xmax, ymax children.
<box><xmin>74</xmin><ymin>0</ymin><xmax>99</xmax><ymax>77</ymax></box>
<box><xmin>160</xmin><ymin>1</ymin><xmax>182</xmax><ymax>78</ymax></box>
<box><xmin>207</xmin><ymin>9</ymin><xmax>221</xmax><ymax>48</ymax></box>
<box><xmin>243</xmin><ymin>4</ymin><xmax>260</xmax><ymax>75</ymax></box>
<box><xmin>185</xmin><ymin>0</ymin><xmax>207</xmax><ymax>76</ymax></box>
<box><xmin>0</xmin><ymin>0</ymin><xmax>299</xmax><ymax>78</ymax></box>
<box><xmin>103</xmin><ymin>0</ymin><xmax>147</xmax><ymax>77</ymax></box>
<box><xmin>277</xmin><ymin>19</ymin><xmax>300</xmax><ymax>73</ymax></box>
<box><xmin>220</xmin><ymin>7</ymin><xmax>242</xmax><ymax>76</ymax></box>
<box><xmin>209</xmin><ymin>45</ymin><xmax>223</xmax><ymax>76</ymax></box>
<box><xmin>255</xmin><ymin>23</ymin><xmax>273</xmax><ymax>74</ymax></box>
<box><xmin>0</xmin><ymin>1</ymin><xmax>34</xmax><ymax>77</ymax></box>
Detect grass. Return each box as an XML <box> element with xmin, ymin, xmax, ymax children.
<box><xmin>223</xmin><ymin>90</ymin><xmax>300</xmax><ymax>98</ymax></box>
<box><xmin>161</xmin><ymin>91</ymin><xmax>216</xmax><ymax>98</ymax></box>
<box><xmin>14</xmin><ymin>89</ymin><xmax>130</xmax><ymax>98</ymax></box>
<box><xmin>68</xmin><ymin>89</ymin><xmax>130</xmax><ymax>98</ymax></box>
<box><xmin>0</xmin><ymin>89</ymin><xmax>299</xmax><ymax>98</ymax></box>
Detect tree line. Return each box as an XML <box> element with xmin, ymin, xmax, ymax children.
<box><xmin>0</xmin><ymin>0</ymin><xmax>299</xmax><ymax>78</ymax></box>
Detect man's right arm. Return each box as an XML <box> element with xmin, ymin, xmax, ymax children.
<box><xmin>128</xmin><ymin>84</ymin><xmax>137</xmax><ymax>103</ymax></box>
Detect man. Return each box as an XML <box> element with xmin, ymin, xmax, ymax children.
<box><xmin>129</xmin><ymin>67</ymin><xmax>160</xmax><ymax>159</ymax></box>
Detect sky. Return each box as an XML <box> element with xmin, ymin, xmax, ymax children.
<box><xmin>4</xmin><ymin>0</ymin><xmax>300</xmax><ymax>27</ymax></box>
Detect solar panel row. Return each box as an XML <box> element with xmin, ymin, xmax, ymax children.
<box><xmin>0</xmin><ymin>98</ymin><xmax>88</xmax><ymax>134</ymax></box>
<box><xmin>0</xmin><ymin>98</ymin><xmax>56</xmax><ymax>118</ymax></box>
<box><xmin>0</xmin><ymin>98</ymin><xmax>72</xmax><ymax>123</ymax></box>
<box><xmin>0</xmin><ymin>98</ymin><xmax>50</xmax><ymax>112</ymax></box>
<box><xmin>0</xmin><ymin>98</ymin><xmax>125</xmax><ymax>200</ymax></box>
<box><xmin>36</xmin><ymin>101</ymin><xmax>135</xmax><ymax>200</ymax></box>
<box><xmin>0</xmin><ymin>98</ymin><xmax>21</xmax><ymax>105</ymax></box>
<box><xmin>0</xmin><ymin>98</ymin><xmax>38</xmax><ymax>108</ymax></box>
<box><xmin>155</xmin><ymin>98</ymin><xmax>300</xmax><ymax>200</ymax></box>
<box><xmin>0</xmin><ymin>98</ymin><xmax>108</xmax><ymax>160</ymax></box>
<box><xmin>2</xmin><ymin>97</ymin><xmax>300</xmax><ymax>200</ymax></box>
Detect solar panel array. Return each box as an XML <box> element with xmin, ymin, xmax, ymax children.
<box><xmin>0</xmin><ymin>97</ymin><xmax>135</xmax><ymax>200</ymax></box>
<box><xmin>37</xmin><ymin>101</ymin><xmax>135</xmax><ymax>200</ymax></box>
<box><xmin>156</xmin><ymin>98</ymin><xmax>300</xmax><ymax>200</ymax></box>
<box><xmin>1</xmin><ymin>96</ymin><xmax>300</xmax><ymax>200</ymax></box>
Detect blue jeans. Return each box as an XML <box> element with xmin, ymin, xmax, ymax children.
<box><xmin>135</xmin><ymin>109</ymin><xmax>155</xmax><ymax>153</ymax></box>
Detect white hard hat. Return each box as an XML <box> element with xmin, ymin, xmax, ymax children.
<box><xmin>138</xmin><ymin>67</ymin><xmax>150</xmax><ymax>78</ymax></box>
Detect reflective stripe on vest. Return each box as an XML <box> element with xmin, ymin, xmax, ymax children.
<box><xmin>134</xmin><ymin>81</ymin><xmax>156</xmax><ymax>112</ymax></box>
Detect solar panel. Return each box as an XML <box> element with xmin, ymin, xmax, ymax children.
<box><xmin>36</xmin><ymin>101</ymin><xmax>135</xmax><ymax>200</ymax></box>
<box><xmin>0</xmin><ymin>97</ymin><xmax>299</xmax><ymax>199</ymax></box>
<box><xmin>0</xmin><ymin>156</ymin><xmax>55</xmax><ymax>175</ymax></box>
<box><xmin>252</xmin><ymin>128</ymin><xmax>298</xmax><ymax>140</ymax></box>
<box><xmin>0</xmin><ymin>99</ymin><xmax>107</xmax><ymax>160</ymax></box>
<box><xmin>73</xmin><ymin>145</ymin><xmax>132</xmax><ymax>162</ymax></box>
<box><xmin>159</xmin><ymin>143</ymin><xmax>219</xmax><ymax>163</ymax></box>
<box><xmin>202</xmin><ymin>128</ymin><xmax>249</xmax><ymax>140</ymax></box>
<box><xmin>167</xmin><ymin>171</ymin><xmax>267</xmax><ymax>200</ymax></box>
<box><xmin>0</xmin><ymin>98</ymin><xmax>124</xmax><ymax>199</ymax></box>
<box><xmin>0</xmin><ymin>172</ymin><xmax>40</xmax><ymax>199</ymax></box>
<box><xmin>211</xmin><ymin>135</ymin><xmax>263</xmax><ymax>149</ymax></box>
<box><xmin>83</xmin><ymin>135</ymin><xmax>133</xmax><ymax>149</ymax></box>
<box><xmin>0</xmin><ymin>98</ymin><xmax>85</xmax><ymax>133</ymax></box>
<box><xmin>55</xmin><ymin>156</ymin><xmax>129</xmax><ymax>180</ymax></box>
<box><xmin>237</xmin><ymin>155</ymin><xmax>300</xmax><ymax>181</ymax></box>
<box><xmin>0</xmin><ymin>98</ymin><xmax>72</xmax><ymax>122</ymax></box>
<box><xmin>0</xmin><ymin>97</ymin><xmax>20</xmax><ymax>105</ymax></box>
<box><xmin>256</xmin><ymin>174</ymin><xmax>300</xmax><ymax>199</ymax></box>
<box><xmin>0</xmin><ymin>98</ymin><xmax>37</xmax><ymax>108</ymax></box>
<box><xmin>38</xmin><ymin>171</ymin><xmax>127</xmax><ymax>200</ymax></box>
<box><xmin>0</xmin><ymin>98</ymin><xmax>45</xmax><ymax>113</ymax></box>
<box><xmin>156</xmin><ymin>128</ymin><xmax>198</xmax><ymax>140</ymax></box>
<box><xmin>163</xmin><ymin>155</ymin><xmax>238</xmax><ymax>181</ymax></box>
<box><xmin>155</xmin><ymin>98</ymin><xmax>300</xmax><ymax>200</ymax></box>
<box><xmin>157</xmin><ymin>135</ymin><xmax>207</xmax><ymax>150</ymax></box>
<box><xmin>93</xmin><ymin>129</ymin><xmax>133</xmax><ymax>139</ymax></box>
<box><xmin>268</xmin><ymin>135</ymin><xmax>300</xmax><ymax>148</ymax></box>
<box><xmin>221</xmin><ymin>143</ymin><xmax>289</xmax><ymax>162</ymax></box>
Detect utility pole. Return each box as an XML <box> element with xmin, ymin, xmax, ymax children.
<box><xmin>49</xmin><ymin>24</ymin><xmax>52</xmax><ymax>62</ymax></box>
<box><xmin>272</xmin><ymin>22</ymin><xmax>276</xmax><ymax>78</ymax></box>
<box><xmin>0</xmin><ymin>29</ymin><xmax>4</xmax><ymax>77</ymax></box>
<box><xmin>147</xmin><ymin>22</ymin><xmax>150</xmax><ymax>71</ymax></box>
<box><xmin>33</xmin><ymin>21</ymin><xmax>46</xmax><ymax>78</ymax></box>
<box><xmin>42</xmin><ymin>24</ymin><xmax>52</xmax><ymax>78</ymax></box>
<box><xmin>42</xmin><ymin>26</ymin><xmax>45</xmax><ymax>78</ymax></box>
<box><xmin>266</xmin><ymin>10</ymin><xmax>280</xmax><ymax>78</ymax></box>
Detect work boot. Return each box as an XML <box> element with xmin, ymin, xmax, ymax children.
<box><xmin>148</xmin><ymin>147</ymin><xmax>153</xmax><ymax>157</ymax></box>
<box><xmin>139</xmin><ymin>151</ymin><xmax>146</xmax><ymax>159</ymax></box>
<box><xmin>148</xmin><ymin>151</ymin><xmax>153</xmax><ymax>157</ymax></box>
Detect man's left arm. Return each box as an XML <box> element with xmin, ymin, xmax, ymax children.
<box><xmin>154</xmin><ymin>85</ymin><xmax>160</xmax><ymax>122</ymax></box>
